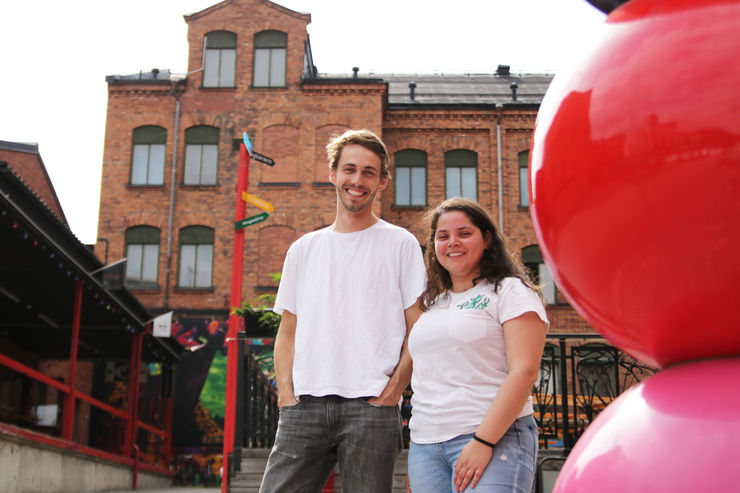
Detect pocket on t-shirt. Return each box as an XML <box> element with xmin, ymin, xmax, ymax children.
<box><xmin>448</xmin><ymin>313</ymin><xmax>488</xmax><ymax>343</ymax></box>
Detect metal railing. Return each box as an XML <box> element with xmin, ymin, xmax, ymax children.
<box><xmin>232</xmin><ymin>333</ymin><xmax>657</xmax><ymax>456</ymax></box>
<box><xmin>534</xmin><ymin>334</ymin><xmax>657</xmax><ymax>451</ymax></box>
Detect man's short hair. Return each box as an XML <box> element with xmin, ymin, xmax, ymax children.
<box><xmin>326</xmin><ymin>129</ymin><xmax>390</xmax><ymax>180</ymax></box>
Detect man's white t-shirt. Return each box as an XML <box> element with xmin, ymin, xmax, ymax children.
<box><xmin>408</xmin><ymin>278</ymin><xmax>549</xmax><ymax>444</ymax></box>
<box><xmin>274</xmin><ymin>220</ymin><xmax>425</xmax><ymax>400</ymax></box>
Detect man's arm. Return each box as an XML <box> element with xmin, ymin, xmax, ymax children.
<box><xmin>274</xmin><ymin>310</ymin><xmax>298</xmax><ymax>407</ymax></box>
<box><xmin>368</xmin><ymin>299</ymin><xmax>421</xmax><ymax>406</ymax></box>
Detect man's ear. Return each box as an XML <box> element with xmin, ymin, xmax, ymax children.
<box><xmin>377</xmin><ymin>177</ymin><xmax>388</xmax><ymax>192</ymax></box>
<box><xmin>329</xmin><ymin>168</ymin><xmax>336</xmax><ymax>185</ymax></box>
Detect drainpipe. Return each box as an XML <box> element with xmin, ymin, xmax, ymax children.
<box><xmin>163</xmin><ymin>87</ymin><xmax>181</xmax><ymax>311</ymax></box>
<box><xmin>496</xmin><ymin>106</ymin><xmax>504</xmax><ymax>233</ymax></box>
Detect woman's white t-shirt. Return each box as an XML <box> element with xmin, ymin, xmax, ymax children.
<box><xmin>408</xmin><ymin>277</ymin><xmax>548</xmax><ymax>444</ymax></box>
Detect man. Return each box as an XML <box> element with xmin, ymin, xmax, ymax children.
<box><xmin>259</xmin><ymin>130</ymin><xmax>425</xmax><ymax>493</ymax></box>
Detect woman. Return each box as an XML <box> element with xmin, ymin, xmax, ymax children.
<box><xmin>408</xmin><ymin>198</ymin><xmax>548</xmax><ymax>493</ymax></box>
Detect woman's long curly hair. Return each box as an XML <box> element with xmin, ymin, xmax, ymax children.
<box><xmin>419</xmin><ymin>198</ymin><xmax>539</xmax><ymax>311</ymax></box>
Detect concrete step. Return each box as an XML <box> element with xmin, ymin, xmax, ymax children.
<box><xmin>230</xmin><ymin>449</ymin><xmax>409</xmax><ymax>493</ymax></box>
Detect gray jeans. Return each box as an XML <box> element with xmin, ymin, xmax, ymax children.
<box><xmin>259</xmin><ymin>395</ymin><xmax>403</xmax><ymax>493</ymax></box>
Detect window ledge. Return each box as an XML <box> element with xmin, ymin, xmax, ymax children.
<box><xmin>312</xmin><ymin>182</ymin><xmax>334</xmax><ymax>188</ymax></box>
<box><xmin>199</xmin><ymin>86</ymin><xmax>236</xmax><ymax>91</ymax></box>
<box><xmin>249</xmin><ymin>85</ymin><xmax>288</xmax><ymax>90</ymax></box>
<box><xmin>179</xmin><ymin>183</ymin><xmax>221</xmax><ymax>189</ymax></box>
<box><xmin>517</xmin><ymin>204</ymin><xmax>530</xmax><ymax>210</ymax></box>
<box><xmin>174</xmin><ymin>286</ymin><xmax>216</xmax><ymax>292</ymax></box>
<box><xmin>391</xmin><ymin>204</ymin><xmax>428</xmax><ymax>211</ymax></box>
<box><xmin>258</xmin><ymin>182</ymin><xmax>300</xmax><ymax>189</ymax></box>
<box><xmin>127</xmin><ymin>184</ymin><xmax>166</xmax><ymax>189</ymax></box>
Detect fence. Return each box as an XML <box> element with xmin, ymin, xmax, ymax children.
<box><xmin>232</xmin><ymin>333</ymin><xmax>657</xmax><ymax>464</ymax></box>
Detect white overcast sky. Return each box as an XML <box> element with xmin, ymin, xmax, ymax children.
<box><xmin>0</xmin><ymin>0</ymin><xmax>606</xmax><ymax>244</ymax></box>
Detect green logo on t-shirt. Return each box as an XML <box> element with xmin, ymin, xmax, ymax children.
<box><xmin>457</xmin><ymin>294</ymin><xmax>489</xmax><ymax>310</ymax></box>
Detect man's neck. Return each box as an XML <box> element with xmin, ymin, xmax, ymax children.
<box><xmin>330</xmin><ymin>207</ymin><xmax>379</xmax><ymax>233</ymax></box>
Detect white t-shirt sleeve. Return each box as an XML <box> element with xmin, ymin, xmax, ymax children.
<box><xmin>399</xmin><ymin>237</ymin><xmax>426</xmax><ymax>310</ymax></box>
<box><xmin>273</xmin><ymin>242</ymin><xmax>298</xmax><ymax>315</ymax></box>
<box><xmin>496</xmin><ymin>278</ymin><xmax>549</xmax><ymax>329</ymax></box>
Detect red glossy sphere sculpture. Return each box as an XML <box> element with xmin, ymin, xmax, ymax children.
<box><xmin>552</xmin><ymin>358</ymin><xmax>740</xmax><ymax>493</ymax></box>
<box><xmin>530</xmin><ymin>0</ymin><xmax>740</xmax><ymax>368</ymax></box>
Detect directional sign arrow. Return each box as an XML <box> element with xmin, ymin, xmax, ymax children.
<box><xmin>242</xmin><ymin>192</ymin><xmax>274</xmax><ymax>213</ymax></box>
<box><xmin>252</xmin><ymin>152</ymin><xmax>275</xmax><ymax>167</ymax></box>
<box><xmin>234</xmin><ymin>211</ymin><xmax>269</xmax><ymax>230</ymax></box>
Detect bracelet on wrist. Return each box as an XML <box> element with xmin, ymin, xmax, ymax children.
<box><xmin>473</xmin><ymin>434</ymin><xmax>496</xmax><ymax>448</ymax></box>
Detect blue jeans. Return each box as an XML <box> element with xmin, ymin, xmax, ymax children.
<box><xmin>408</xmin><ymin>415</ymin><xmax>538</xmax><ymax>493</ymax></box>
<box><xmin>259</xmin><ymin>395</ymin><xmax>403</xmax><ymax>493</ymax></box>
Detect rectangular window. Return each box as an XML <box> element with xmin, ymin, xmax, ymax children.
<box><xmin>445</xmin><ymin>167</ymin><xmax>477</xmax><ymax>200</ymax></box>
<box><xmin>519</xmin><ymin>150</ymin><xmax>530</xmax><ymax>206</ymax></box>
<box><xmin>179</xmin><ymin>244</ymin><xmax>213</xmax><ymax>288</ymax></box>
<box><xmin>396</xmin><ymin>168</ymin><xmax>410</xmax><ymax>205</ymax></box>
<box><xmin>204</xmin><ymin>48</ymin><xmax>236</xmax><ymax>87</ymax></box>
<box><xmin>254</xmin><ymin>48</ymin><xmax>286</xmax><ymax>87</ymax></box>
<box><xmin>395</xmin><ymin>167</ymin><xmax>426</xmax><ymax>206</ymax></box>
<box><xmin>520</xmin><ymin>167</ymin><xmax>529</xmax><ymax>206</ymax></box>
<box><xmin>184</xmin><ymin>144</ymin><xmax>218</xmax><ymax>185</ymax></box>
<box><xmin>131</xmin><ymin>144</ymin><xmax>165</xmax><ymax>185</ymax></box>
<box><xmin>125</xmin><ymin>244</ymin><xmax>158</xmax><ymax>288</ymax></box>
<box><xmin>539</xmin><ymin>262</ymin><xmax>556</xmax><ymax>305</ymax></box>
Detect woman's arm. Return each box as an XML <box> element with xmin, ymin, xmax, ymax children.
<box><xmin>453</xmin><ymin>311</ymin><xmax>547</xmax><ymax>492</ymax></box>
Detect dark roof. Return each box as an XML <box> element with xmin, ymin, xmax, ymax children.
<box><xmin>0</xmin><ymin>162</ymin><xmax>183</xmax><ymax>363</ymax></box>
<box><xmin>380</xmin><ymin>73</ymin><xmax>553</xmax><ymax>107</ymax></box>
<box><xmin>0</xmin><ymin>140</ymin><xmax>68</xmax><ymax>226</ymax></box>
<box><xmin>106</xmin><ymin>68</ymin><xmax>175</xmax><ymax>85</ymax></box>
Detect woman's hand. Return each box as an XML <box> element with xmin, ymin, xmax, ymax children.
<box><xmin>453</xmin><ymin>438</ymin><xmax>493</xmax><ymax>492</ymax></box>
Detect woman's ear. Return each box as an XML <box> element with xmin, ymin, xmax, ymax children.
<box><xmin>484</xmin><ymin>230</ymin><xmax>493</xmax><ymax>249</ymax></box>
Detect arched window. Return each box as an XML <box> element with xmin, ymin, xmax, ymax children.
<box><xmin>130</xmin><ymin>126</ymin><xmax>166</xmax><ymax>185</ymax></box>
<box><xmin>203</xmin><ymin>31</ymin><xmax>236</xmax><ymax>88</ymax></box>
<box><xmin>444</xmin><ymin>149</ymin><xmax>477</xmax><ymax>200</ymax></box>
<box><xmin>519</xmin><ymin>150</ymin><xmax>530</xmax><ymax>207</ymax></box>
<box><xmin>125</xmin><ymin>226</ymin><xmax>160</xmax><ymax>289</ymax></box>
<box><xmin>522</xmin><ymin>244</ymin><xmax>556</xmax><ymax>305</ymax></box>
<box><xmin>394</xmin><ymin>150</ymin><xmax>427</xmax><ymax>206</ymax></box>
<box><xmin>253</xmin><ymin>31</ymin><xmax>287</xmax><ymax>87</ymax></box>
<box><xmin>184</xmin><ymin>126</ymin><xmax>219</xmax><ymax>185</ymax></box>
<box><xmin>178</xmin><ymin>226</ymin><xmax>214</xmax><ymax>288</ymax></box>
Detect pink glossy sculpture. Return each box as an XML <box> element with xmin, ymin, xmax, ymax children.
<box><xmin>530</xmin><ymin>0</ymin><xmax>740</xmax><ymax>369</ymax></box>
<box><xmin>552</xmin><ymin>358</ymin><xmax>740</xmax><ymax>493</ymax></box>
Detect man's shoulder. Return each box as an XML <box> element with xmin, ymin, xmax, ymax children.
<box><xmin>373</xmin><ymin>220</ymin><xmax>418</xmax><ymax>241</ymax></box>
<box><xmin>291</xmin><ymin>226</ymin><xmax>332</xmax><ymax>248</ymax></box>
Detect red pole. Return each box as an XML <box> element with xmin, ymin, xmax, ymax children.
<box><xmin>222</xmin><ymin>142</ymin><xmax>250</xmax><ymax>493</ymax></box>
<box><xmin>62</xmin><ymin>278</ymin><xmax>83</xmax><ymax>441</ymax></box>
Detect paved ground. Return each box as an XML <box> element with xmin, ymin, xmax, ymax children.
<box><xmin>108</xmin><ymin>488</ymin><xmax>219</xmax><ymax>493</ymax></box>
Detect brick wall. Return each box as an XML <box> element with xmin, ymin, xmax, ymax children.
<box><xmin>95</xmin><ymin>0</ymin><xmax>593</xmax><ymax>334</ymax></box>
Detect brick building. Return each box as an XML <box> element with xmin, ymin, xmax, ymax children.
<box><xmin>96</xmin><ymin>0</ymin><xmax>592</xmax><ymax>336</ymax></box>
<box><xmin>95</xmin><ymin>0</ymin><xmax>595</xmax><ymax>468</ymax></box>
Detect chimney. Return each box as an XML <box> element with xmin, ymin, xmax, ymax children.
<box><xmin>496</xmin><ymin>64</ymin><xmax>511</xmax><ymax>77</ymax></box>
<box><xmin>352</xmin><ymin>67</ymin><xmax>359</xmax><ymax>79</ymax></box>
<box><xmin>510</xmin><ymin>82</ymin><xmax>518</xmax><ymax>101</ymax></box>
<box><xmin>152</xmin><ymin>68</ymin><xmax>160</xmax><ymax>79</ymax></box>
<box><xmin>409</xmin><ymin>82</ymin><xmax>417</xmax><ymax>101</ymax></box>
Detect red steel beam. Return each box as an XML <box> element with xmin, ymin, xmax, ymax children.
<box><xmin>61</xmin><ymin>278</ymin><xmax>83</xmax><ymax>441</ymax></box>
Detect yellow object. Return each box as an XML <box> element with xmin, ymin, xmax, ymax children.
<box><xmin>242</xmin><ymin>192</ymin><xmax>274</xmax><ymax>213</ymax></box>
